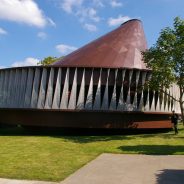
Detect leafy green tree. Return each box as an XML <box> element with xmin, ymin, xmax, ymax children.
<box><xmin>142</xmin><ymin>17</ymin><xmax>184</xmax><ymax>123</ymax></box>
<box><xmin>38</xmin><ymin>56</ymin><xmax>64</xmax><ymax>66</ymax></box>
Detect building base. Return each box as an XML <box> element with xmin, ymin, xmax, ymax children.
<box><xmin>0</xmin><ymin>109</ymin><xmax>172</xmax><ymax>129</ymax></box>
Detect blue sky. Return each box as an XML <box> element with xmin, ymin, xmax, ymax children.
<box><xmin>0</xmin><ymin>0</ymin><xmax>184</xmax><ymax>68</ymax></box>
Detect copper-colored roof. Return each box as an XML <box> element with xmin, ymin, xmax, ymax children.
<box><xmin>53</xmin><ymin>19</ymin><xmax>148</xmax><ymax>69</ymax></box>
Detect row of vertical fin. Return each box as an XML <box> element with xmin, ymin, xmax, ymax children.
<box><xmin>0</xmin><ymin>66</ymin><xmax>181</xmax><ymax>113</ymax></box>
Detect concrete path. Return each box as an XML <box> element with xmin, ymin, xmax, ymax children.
<box><xmin>0</xmin><ymin>178</ymin><xmax>57</xmax><ymax>184</ymax></box>
<box><xmin>61</xmin><ymin>154</ymin><xmax>184</xmax><ymax>184</ymax></box>
<box><xmin>0</xmin><ymin>154</ymin><xmax>184</xmax><ymax>184</ymax></box>
<box><xmin>0</xmin><ymin>179</ymin><xmax>56</xmax><ymax>184</ymax></box>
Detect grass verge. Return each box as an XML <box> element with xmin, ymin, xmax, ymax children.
<box><xmin>0</xmin><ymin>125</ymin><xmax>183</xmax><ymax>181</ymax></box>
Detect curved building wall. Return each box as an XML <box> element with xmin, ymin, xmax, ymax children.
<box><xmin>0</xmin><ymin>66</ymin><xmax>180</xmax><ymax>113</ymax></box>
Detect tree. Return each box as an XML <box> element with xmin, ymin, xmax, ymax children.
<box><xmin>38</xmin><ymin>56</ymin><xmax>64</xmax><ymax>66</ymax></box>
<box><xmin>142</xmin><ymin>17</ymin><xmax>184</xmax><ymax>123</ymax></box>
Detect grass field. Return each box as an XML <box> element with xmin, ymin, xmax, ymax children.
<box><xmin>0</xmin><ymin>125</ymin><xmax>184</xmax><ymax>182</ymax></box>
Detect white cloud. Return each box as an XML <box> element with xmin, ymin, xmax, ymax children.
<box><xmin>11</xmin><ymin>57</ymin><xmax>39</xmax><ymax>67</ymax></box>
<box><xmin>0</xmin><ymin>66</ymin><xmax>5</xmax><ymax>69</ymax></box>
<box><xmin>37</xmin><ymin>32</ymin><xmax>47</xmax><ymax>39</ymax></box>
<box><xmin>56</xmin><ymin>44</ymin><xmax>77</xmax><ymax>54</ymax></box>
<box><xmin>83</xmin><ymin>23</ymin><xmax>97</xmax><ymax>32</ymax></box>
<box><xmin>59</xmin><ymin>1</ymin><xmax>127</xmax><ymax>31</ymax></box>
<box><xmin>47</xmin><ymin>18</ymin><xmax>56</xmax><ymax>27</ymax></box>
<box><xmin>88</xmin><ymin>8</ymin><xmax>100</xmax><ymax>22</ymax></box>
<box><xmin>77</xmin><ymin>8</ymin><xmax>100</xmax><ymax>23</ymax></box>
<box><xmin>60</xmin><ymin>0</ymin><xmax>101</xmax><ymax>31</ymax></box>
<box><xmin>110</xmin><ymin>0</ymin><xmax>123</xmax><ymax>7</ymax></box>
<box><xmin>108</xmin><ymin>15</ymin><xmax>131</xmax><ymax>26</ymax></box>
<box><xmin>61</xmin><ymin>0</ymin><xmax>83</xmax><ymax>13</ymax></box>
<box><xmin>93</xmin><ymin>0</ymin><xmax>104</xmax><ymax>7</ymax></box>
<box><xmin>0</xmin><ymin>0</ymin><xmax>55</xmax><ymax>28</ymax></box>
<box><xmin>0</xmin><ymin>27</ymin><xmax>7</xmax><ymax>35</ymax></box>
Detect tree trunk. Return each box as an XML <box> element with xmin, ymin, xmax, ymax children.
<box><xmin>180</xmin><ymin>102</ymin><xmax>184</xmax><ymax>125</ymax></box>
<box><xmin>179</xmin><ymin>98</ymin><xmax>184</xmax><ymax>125</ymax></box>
<box><xmin>179</xmin><ymin>86</ymin><xmax>184</xmax><ymax>125</ymax></box>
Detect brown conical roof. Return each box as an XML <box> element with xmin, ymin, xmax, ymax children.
<box><xmin>53</xmin><ymin>19</ymin><xmax>147</xmax><ymax>69</ymax></box>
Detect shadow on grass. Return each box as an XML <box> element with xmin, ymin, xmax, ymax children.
<box><xmin>0</xmin><ymin>126</ymin><xmax>133</xmax><ymax>142</ymax></box>
<box><xmin>0</xmin><ymin>126</ymin><xmax>175</xmax><ymax>143</ymax></box>
<box><xmin>132</xmin><ymin>133</ymin><xmax>176</xmax><ymax>139</ymax></box>
<box><xmin>156</xmin><ymin>169</ymin><xmax>184</xmax><ymax>184</ymax></box>
<box><xmin>0</xmin><ymin>125</ymin><xmax>172</xmax><ymax>135</ymax></box>
<box><xmin>118</xmin><ymin>145</ymin><xmax>184</xmax><ymax>155</ymax></box>
<box><xmin>59</xmin><ymin>135</ymin><xmax>132</xmax><ymax>143</ymax></box>
<box><xmin>132</xmin><ymin>129</ymin><xmax>184</xmax><ymax>139</ymax></box>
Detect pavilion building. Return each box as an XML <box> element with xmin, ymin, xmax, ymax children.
<box><xmin>0</xmin><ymin>19</ymin><xmax>180</xmax><ymax>129</ymax></box>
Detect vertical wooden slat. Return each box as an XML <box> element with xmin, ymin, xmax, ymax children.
<box><xmin>150</xmin><ymin>91</ymin><xmax>155</xmax><ymax>112</ymax></box>
<box><xmin>85</xmin><ymin>70</ymin><xmax>93</xmax><ymax>110</ymax></box>
<box><xmin>18</xmin><ymin>69</ymin><xmax>28</xmax><ymax>108</ymax></box>
<box><xmin>76</xmin><ymin>69</ymin><xmax>85</xmax><ymax>109</ymax></box>
<box><xmin>3</xmin><ymin>70</ymin><xmax>10</xmax><ymax>107</ymax></box>
<box><xmin>8</xmin><ymin>70</ymin><xmax>16</xmax><ymax>108</ymax></box>
<box><xmin>109</xmin><ymin>69</ymin><xmax>118</xmax><ymax>110</ymax></box>
<box><xmin>52</xmin><ymin>68</ymin><xmax>62</xmax><ymax>109</ymax></box>
<box><xmin>126</xmin><ymin>70</ymin><xmax>133</xmax><ymax>110</ymax></box>
<box><xmin>0</xmin><ymin>71</ymin><xmax>4</xmax><ymax>107</ymax></box>
<box><xmin>45</xmin><ymin>68</ymin><xmax>55</xmax><ymax>109</ymax></box>
<box><xmin>160</xmin><ymin>91</ymin><xmax>165</xmax><ymax>112</ymax></box>
<box><xmin>93</xmin><ymin>69</ymin><xmax>102</xmax><ymax>110</ymax></box>
<box><xmin>101</xmin><ymin>69</ymin><xmax>110</xmax><ymax>110</ymax></box>
<box><xmin>0</xmin><ymin>71</ymin><xmax>5</xmax><ymax>107</ymax></box>
<box><xmin>132</xmin><ymin>70</ymin><xmax>140</xmax><ymax>111</ymax></box>
<box><xmin>15</xmin><ymin>69</ymin><xmax>22</xmax><ymax>108</ymax></box>
<box><xmin>6</xmin><ymin>70</ymin><xmax>14</xmax><ymax>107</ymax></box>
<box><xmin>138</xmin><ymin>71</ymin><xmax>147</xmax><ymax>111</ymax></box>
<box><xmin>164</xmin><ymin>93</ymin><xmax>168</xmax><ymax>112</ymax></box>
<box><xmin>24</xmin><ymin>68</ymin><xmax>34</xmax><ymax>108</ymax></box>
<box><xmin>68</xmin><ymin>68</ymin><xmax>77</xmax><ymax>109</ymax></box>
<box><xmin>31</xmin><ymin>68</ymin><xmax>41</xmax><ymax>108</ymax></box>
<box><xmin>117</xmin><ymin>69</ymin><xmax>126</xmax><ymax>110</ymax></box>
<box><xmin>144</xmin><ymin>88</ymin><xmax>150</xmax><ymax>111</ymax></box>
<box><xmin>60</xmin><ymin>68</ymin><xmax>69</xmax><ymax>109</ymax></box>
<box><xmin>12</xmin><ymin>69</ymin><xmax>19</xmax><ymax>107</ymax></box>
<box><xmin>37</xmin><ymin>68</ymin><xmax>47</xmax><ymax>109</ymax></box>
<box><xmin>156</xmin><ymin>92</ymin><xmax>161</xmax><ymax>112</ymax></box>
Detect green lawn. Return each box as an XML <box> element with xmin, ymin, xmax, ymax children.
<box><xmin>0</xmin><ymin>125</ymin><xmax>184</xmax><ymax>182</ymax></box>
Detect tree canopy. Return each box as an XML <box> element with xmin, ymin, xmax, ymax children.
<box><xmin>142</xmin><ymin>17</ymin><xmax>184</xmax><ymax>122</ymax></box>
<box><xmin>38</xmin><ymin>56</ymin><xmax>64</xmax><ymax>66</ymax></box>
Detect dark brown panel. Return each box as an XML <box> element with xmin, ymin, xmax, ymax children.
<box><xmin>0</xmin><ymin>109</ymin><xmax>172</xmax><ymax>129</ymax></box>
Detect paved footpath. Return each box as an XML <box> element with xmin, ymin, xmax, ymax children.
<box><xmin>0</xmin><ymin>178</ymin><xmax>56</xmax><ymax>184</ymax></box>
<box><xmin>60</xmin><ymin>154</ymin><xmax>184</xmax><ymax>184</ymax></box>
<box><xmin>0</xmin><ymin>154</ymin><xmax>184</xmax><ymax>184</ymax></box>
<box><xmin>0</xmin><ymin>179</ymin><xmax>56</xmax><ymax>184</ymax></box>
